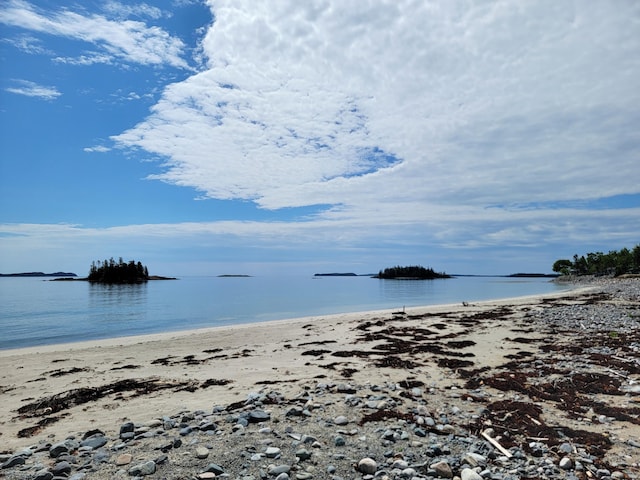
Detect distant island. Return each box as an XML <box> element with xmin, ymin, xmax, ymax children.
<box><xmin>508</xmin><ymin>273</ymin><xmax>560</xmax><ymax>278</ymax></box>
<box><xmin>374</xmin><ymin>265</ymin><xmax>451</xmax><ymax>280</ymax></box>
<box><xmin>217</xmin><ymin>274</ymin><xmax>251</xmax><ymax>277</ymax></box>
<box><xmin>0</xmin><ymin>272</ymin><xmax>77</xmax><ymax>277</ymax></box>
<box><xmin>314</xmin><ymin>273</ymin><xmax>358</xmax><ymax>277</ymax></box>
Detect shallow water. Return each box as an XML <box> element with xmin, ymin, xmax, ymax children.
<box><xmin>0</xmin><ymin>275</ymin><xmax>569</xmax><ymax>349</ymax></box>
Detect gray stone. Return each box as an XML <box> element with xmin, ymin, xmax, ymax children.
<box><xmin>357</xmin><ymin>457</ymin><xmax>377</xmax><ymax>474</ymax></box>
<box><xmin>1</xmin><ymin>455</ymin><xmax>26</xmax><ymax>469</ymax></box>
<box><xmin>334</xmin><ymin>415</ymin><xmax>348</xmax><ymax>425</ymax></box>
<box><xmin>265</xmin><ymin>446</ymin><xmax>281</xmax><ymax>458</ymax></box>
<box><xmin>461</xmin><ymin>468</ymin><xmax>483</xmax><ymax>480</ymax></box>
<box><xmin>248</xmin><ymin>410</ymin><xmax>271</xmax><ymax>423</ymax></box>
<box><xmin>463</xmin><ymin>452</ymin><xmax>487</xmax><ymax>467</ymax></box>
<box><xmin>33</xmin><ymin>470</ymin><xmax>54</xmax><ymax>480</ymax></box>
<box><xmin>195</xmin><ymin>446</ymin><xmax>210</xmax><ymax>459</ymax></box>
<box><xmin>119</xmin><ymin>422</ymin><xmax>135</xmax><ymax>435</ymax></box>
<box><xmin>204</xmin><ymin>463</ymin><xmax>225</xmax><ymax>475</ymax></box>
<box><xmin>199</xmin><ymin>421</ymin><xmax>216</xmax><ymax>431</ymax></box>
<box><xmin>560</xmin><ymin>457</ymin><xmax>573</xmax><ymax>470</ymax></box>
<box><xmin>51</xmin><ymin>461</ymin><xmax>72</xmax><ymax>476</ymax></box>
<box><xmin>49</xmin><ymin>439</ymin><xmax>78</xmax><ymax>458</ymax></box>
<box><xmin>295</xmin><ymin>449</ymin><xmax>312</xmax><ymax>461</ymax></box>
<box><xmin>80</xmin><ymin>434</ymin><xmax>107</xmax><ymax>449</ymax></box>
<box><xmin>128</xmin><ymin>460</ymin><xmax>156</xmax><ymax>476</ymax></box>
<box><xmin>401</xmin><ymin>468</ymin><xmax>417</xmax><ymax>478</ymax></box>
<box><xmin>269</xmin><ymin>464</ymin><xmax>291</xmax><ymax>475</ymax></box>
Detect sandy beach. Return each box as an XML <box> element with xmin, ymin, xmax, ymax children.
<box><xmin>1</xmin><ymin>279</ymin><xmax>639</xmax><ymax>479</ymax></box>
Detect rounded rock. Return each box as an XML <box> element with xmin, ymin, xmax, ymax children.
<box><xmin>357</xmin><ymin>457</ymin><xmax>377</xmax><ymax>474</ymax></box>
<box><xmin>461</xmin><ymin>468</ymin><xmax>483</xmax><ymax>480</ymax></box>
<box><xmin>33</xmin><ymin>469</ymin><xmax>54</xmax><ymax>480</ymax></box>
<box><xmin>195</xmin><ymin>446</ymin><xmax>210</xmax><ymax>459</ymax></box>
<box><xmin>334</xmin><ymin>415</ymin><xmax>348</xmax><ymax>425</ymax></box>
<box><xmin>265</xmin><ymin>446</ymin><xmax>281</xmax><ymax>458</ymax></box>
<box><xmin>559</xmin><ymin>457</ymin><xmax>573</xmax><ymax>470</ymax></box>
<box><xmin>51</xmin><ymin>461</ymin><xmax>72</xmax><ymax>476</ymax></box>
<box><xmin>1</xmin><ymin>455</ymin><xmax>26</xmax><ymax>468</ymax></box>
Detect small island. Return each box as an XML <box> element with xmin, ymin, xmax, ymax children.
<box><xmin>0</xmin><ymin>271</ymin><xmax>77</xmax><ymax>277</ymax></box>
<box><xmin>374</xmin><ymin>265</ymin><xmax>451</xmax><ymax>280</ymax></box>
<box><xmin>50</xmin><ymin>258</ymin><xmax>176</xmax><ymax>284</ymax></box>
<box><xmin>314</xmin><ymin>273</ymin><xmax>358</xmax><ymax>277</ymax></box>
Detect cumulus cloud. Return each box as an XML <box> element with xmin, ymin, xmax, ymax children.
<box><xmin>5</xmin><ymin>79</ymin><xmax>61</xmax><ymax>100</ymax></box>
<box><xmin>111</xmin><ymin>0</ymin><xmax>640</xmax><ymax>215</ymax></box>
<box><xmin>0</xmin><ymin>0</ymin><xmax>190</xmax><ymax>68</ymax></box>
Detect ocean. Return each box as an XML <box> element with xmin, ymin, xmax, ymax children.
<box><xmin>0</xmin><ymin>275</ymin><xmax>571</xmax><ymax>350</ymax></box>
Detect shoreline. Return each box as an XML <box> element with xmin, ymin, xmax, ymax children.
<box><xmin>1</xmin><ymin>278</ymin><xmax>638</xmax><ymax>479</ymax></box>
<box><xmin>0</xmin><ymin>286</ymin><xmax>586</xmax><ymax>356</ymax></box>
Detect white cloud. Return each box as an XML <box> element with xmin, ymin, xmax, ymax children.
<box><xmin>102</xmin><ymin>2</ymin><xmax>165</xmax><ymax>21</ymax></box>
<box><xmin>110</xmin><ymin>0</ymin><xmax>640</xmax><ymax>216</ymax></box>
<box><xmin>2</xmin><ymin>204</ymin><xmax>638</xmax><ymax>274</ymax></box>
<box><xmin>5</xmin><ymin>79</ymin><xmax>61</xmax><ymax>100</ymax></box>
<box><xmin>84</xmin><ymin>145</ymin><xmax>111</xmax><ymax>153</ymax></box>
<box><xmin>0</xmin><ymin>0</ymin><xmax>190</xmax><ymax>68</ymax></box>
<box><xmin>2</xmin><ymin>34</ymin><xmax>52</xmax><ymax>55</ymax></box>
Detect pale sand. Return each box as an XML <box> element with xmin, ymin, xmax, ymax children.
<box><xmin>0</xmin><ymin>288</ymin><xmax>592</xmax><ymax>452</ymax></box>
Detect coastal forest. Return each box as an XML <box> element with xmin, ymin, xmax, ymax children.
<box><xmin>88</xmin><ymin>258</ymin><xmax>149</xmax><ymax>284</ymax></box>
<box><xmin>552</xmin><ymin>244</ymin><xmax>640</xmax><ymax>277</ymax></box>
<box><xmin>376</xmin><ymin>265</ymin><xmax>450</xmax><ymax>279</ymax></box>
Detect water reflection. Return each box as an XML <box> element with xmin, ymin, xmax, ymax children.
<box><xmin>377</xmin><ymin>278</ymin><xmax>439</xmax><ymax>303</ymax></box>
<box><xmin>88</xmin><ymin>283</ymin><xmax>148</xmax><ymax>331</ymax></box>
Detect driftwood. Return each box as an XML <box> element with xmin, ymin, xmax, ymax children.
<box><xmin>482</xmin><ymin>430</ymin><xmax>513</xmax><ymax>458</ymax></box>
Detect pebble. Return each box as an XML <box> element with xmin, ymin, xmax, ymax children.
<box><xmin>116</xmin><ymin>453</ymin><xmax>133</xmax><ymax>465</ymax></box>
<box><xmin>461</xmin><ymin>468</ymin><xmax>484</xmax><ymax>480</ymax></box>
<box><xmin>128</xmin><ymin>460</ymin><xmax>156</xmax><ymax>476</ymax></box>
<box><xmin>357</xmin><ymin>457</ymin><xmax>377</xmax><ymax>474</ymax></box>
<box><xmin>430</xmin><ymin>460</ymin><xmax>453</xmax><ymax>478</ymax></box>
<box><xmin>195</xmin><ymin>446</ymin><xmax>210</xmax><ymax>459</ymax></box>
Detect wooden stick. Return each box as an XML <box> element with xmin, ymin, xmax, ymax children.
<box><xmin>526</xmin><ymin>414</ymin><xmax>542</xmax><ymax>426</ymax></box>
<box><xmin>482</xmin><ymin>430</ymin><xmax>512</xmax><ymax>458</ymax></box>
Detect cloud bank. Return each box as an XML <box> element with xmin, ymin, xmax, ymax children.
<box><xmin>112</xmin><ymin>0</ymin><xmax>639</xmax><ymax>216</ymax></box>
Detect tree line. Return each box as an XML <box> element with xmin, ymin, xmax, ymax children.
<box><xmin>88</xmin><ymin>257</ymin><xmax>149</xmax><ymax>284</ymax></box>
<box><xmin>552</xmin><ymin>244</ymin><xmax>640</xmax><ymax>277</ymax></box>
<box><xmin>376</xmin><ymin>265</ymin><xmax>450</xmax><ymax>279</ymax></box>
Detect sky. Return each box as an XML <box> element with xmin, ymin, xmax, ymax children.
<box><xmin>1</xmin><ymin>0</ymin><xmax>639</xmax><ymax>277</ymax></box>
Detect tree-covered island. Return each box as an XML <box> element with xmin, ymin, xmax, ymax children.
<box><xmin>88</xmin><ymin>258</ymin><xmax>149</xmax><ymax>284</ymax></box>
<box><xmin>58</xmin><ymin>257</ymin><xmax>177</xmax><ymax>284</ymax></box>
<box><xmin>374</xmin><ymin>265</ymin><xmax>451</xmax><ymax>279</ymax></box>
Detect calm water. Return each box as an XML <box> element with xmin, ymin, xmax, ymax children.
<box><xmin>0</xmin><ymin>275</ymin><xmax>570</xmax><ymax>350</ymax></box>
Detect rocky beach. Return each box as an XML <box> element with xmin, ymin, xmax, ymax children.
<box><xmin>1</xmin><ymin>277</ymin><xmax>639</xmax><ymax>480</ymax></box>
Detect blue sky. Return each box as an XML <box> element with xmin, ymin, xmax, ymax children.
<box><xmin>1</xmin><ymin>0</ymin><xmax>639</xmax><ymax>277</ymax></box>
